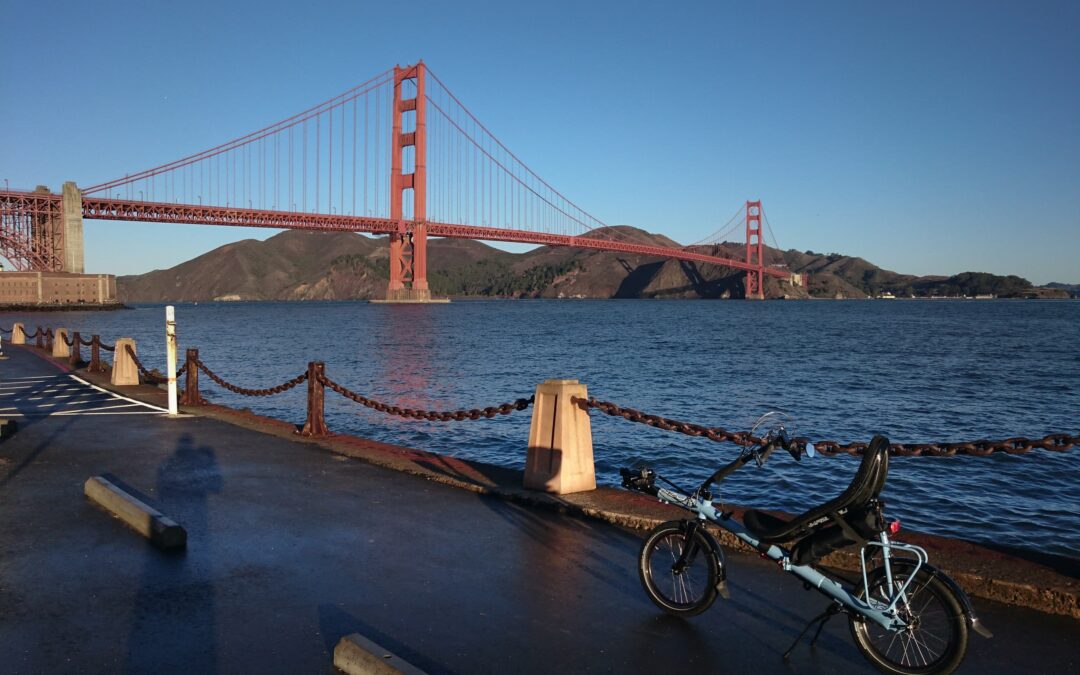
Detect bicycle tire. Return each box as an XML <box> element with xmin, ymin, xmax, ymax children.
<box><xmin>849</xmin><ymin>565</ymin><xmax>968</xmax><ymax>674</ymax></box>
<box><xmin>637</xmin><ymin>520</ymin><xmax>720</xmax><ymax>617</ymax></box>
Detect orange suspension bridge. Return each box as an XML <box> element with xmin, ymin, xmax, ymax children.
<box><xmin>0</xmin><ymin>62</ymin><xmax>801</xmax><ymax>300</ymax></box>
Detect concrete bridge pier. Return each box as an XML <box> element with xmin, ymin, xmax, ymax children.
<box><xmin>61</xmin><ymin>181</ymin><xmax>84</xmax><ymax>274</ymax></box>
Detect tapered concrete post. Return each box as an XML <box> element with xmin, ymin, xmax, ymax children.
<box><xmin>110</xmin><ymin>338</ymin><xmax>139</xmax><ymax>386</ymax></box>
<box><xmin>12</xmin><ymin>323</ymin><xmax>25</xmax><ymax>345</ymax></box>
<box><xmin>524</xmin><ymin>379</ymin><xmax>596</xmax><ymax>495</ymax></box>
<box><xmin>52</xmin><ymin>328</ymin><xmax>71</xmax><ymax>358</ymax></box>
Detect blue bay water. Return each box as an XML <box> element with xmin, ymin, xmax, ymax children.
<box><xmin>4</xmin><ymin>299</ymin><xmax>1078</xmax><ymax>557</ymax></box>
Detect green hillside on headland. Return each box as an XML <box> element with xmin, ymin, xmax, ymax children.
<box><xmin>117</xmin><ymin>228</ymin><xmax>1071</xmax><ymax>302</ymax></box>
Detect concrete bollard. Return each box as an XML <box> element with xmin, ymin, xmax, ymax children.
<box><xmin>52</xmin><ymin>328</ymin><xmax>71</xmax><ymax>358</ymax></box>
<box><xmin>12</xmin><ymin>323</ymin><xmax>26</xmax><ymax>345</ymax></box>
<box><xmin>334</xmin><ymin>634</ymin><xmax>426</xmax><ymax>675</ymax></box>
<box><xmin>524</xmin><ymin>379</ymin><xmax>596</xmax><ymax>495</ymax></box>
<box><xmin>110</xmin><ymin>338</ymin><xmax>140</xmax><ymax>386</ymax></box>
<box><xmin>84</xmin><ymin>475</ymin><xmax>186</xmax><ymax>550</ymax></box>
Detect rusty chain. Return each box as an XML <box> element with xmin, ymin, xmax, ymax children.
<box><xmin>97</xmin><ymin>339</ymin><xmax>115</xmax><ymax>352</ymax></box>
<box><xmin>318</xmin><ymin>373</ymin><xmax>533</xmax><ymax>422</ymax></box>
<box><xmin>63</xmin><ymin>333</ymin><xmax>74</xmax><ymax>346</ymax></box>
<box><xmin>0</xmin><ymin>325</ymin><xmax>10</xmax><ymax>333</ymax></box>
<box><xmin>574</xmin><ymin>396</ymin><xmax>1076</xmax><ymax>457</ymax></box>
<box><xmin>195</xmin><ymin>358</ymin><xmax>307</xmax><ymax>397</ymax></box>
<box><xmin>176</xmin><ymin>363</ymin><xmax>188</xmax><ymax>378</ymax></box>
<box><xmin>124</xmin><ymin>344</ymin><xmax>166</xmax><ymax>384</ymax></box>
<box><xmin>79</xmin><ymin>336</ymin><xmax>95</xmax><ymax>347</ymax></box>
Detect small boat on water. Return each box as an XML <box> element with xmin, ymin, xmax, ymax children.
<box><xmin>877</xmin><ymin>292</ymin><xmax>896</xmax><ymax>299</ymax></box>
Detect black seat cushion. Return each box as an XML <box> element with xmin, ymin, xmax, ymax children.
<box><xmin>742</xmin><ymin>435</ymin><xmax>890</xmax><ymax>544</ymax></box>
<box><xmin>743</xmin><ymin>510</ymin><xmax>793</xmax><ymax>541</ymax></box>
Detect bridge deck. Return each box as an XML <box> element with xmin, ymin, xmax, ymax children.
<box><xmin>0</xmin><ymin>345</ymin><xmax>1075</xmax><ymax>673</ymax></box>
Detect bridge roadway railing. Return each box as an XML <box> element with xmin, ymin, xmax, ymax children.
<box><xmin>1</xmin><ymin>323</ymin><xmax>1076</xmax><ymax>495</ymax></box>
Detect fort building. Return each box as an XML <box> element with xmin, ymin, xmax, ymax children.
<box><xmin>0</xmin><ymin>270</ymin><xmax>117</xmax><ymax>305</ymax></box>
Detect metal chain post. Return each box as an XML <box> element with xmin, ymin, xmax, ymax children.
<box><xmin>69</xmin><ymin>331</ymin><xmax>82</xmax><ymax>366</ymax></box>
<box><xmin>90</xmin><ymin>335</ymin><xmax>102</xmax><ymax>372</ymax></box>
<box><xmin>180</xmin><ymin>348</ymin><xmax>205</xmax><ymax>406</ymax></box>
<box><xmin>300</xmin><ymin>361</ymin><xmax>328</xmax><ymax>437</ymax></box>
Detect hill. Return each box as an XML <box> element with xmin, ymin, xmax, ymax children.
<box><xmin>116</xmin><ymin>229</ymin><xmax>1067</xmax><ymax>302</ymax></box>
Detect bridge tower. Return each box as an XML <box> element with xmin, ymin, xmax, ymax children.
<box><xmin>744</xmin><ymin>200</ymin><xmax>765</xmax><ymax>300</ymax></box>
<box><xmin>385</xmin><ymin>62</ymin><xmax>433</xmax><ymax>303</ymax></box>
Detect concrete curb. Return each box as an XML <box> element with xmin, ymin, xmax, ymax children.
<box><xmin>23</xmin><ymin>345</ymin><xmax>1079</xmax><ymax>620</ymax></box>
<box><xmin>0</xmin><ymin>418</ymin><xmax>17</xmax><ymax>440</ymax></box>
<box><xmin>84</xmin><ymin>474</ymin><xmax>187</xmax><ymax>550</ymax></box>
<box><xmin>334</xmin><ymin>634</ymin><xmax>426</xmax><ymax>675</ymax></box>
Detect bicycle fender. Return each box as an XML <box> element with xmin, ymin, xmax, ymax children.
<box><xmin>694</xmin><ymin>522</ymin><xmax>731</xmax><ymax>599</ymax></box>
<box><xmin>888</xmin><ymin>559</ymin><xmax>993</xmax><ymax>639</ymax></box>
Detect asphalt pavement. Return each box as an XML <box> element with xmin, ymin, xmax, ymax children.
<box><xmin>0</xmin><ymin>345</ymin><xmax>1077</xmax><ymax>674</ymax></box>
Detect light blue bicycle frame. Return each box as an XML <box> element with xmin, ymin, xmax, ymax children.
<box><xmin>655</xmin><ymin>487</ymin><xmax>926</xmax><ymax>632</ymax></box>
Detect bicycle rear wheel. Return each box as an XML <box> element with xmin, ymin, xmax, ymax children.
<box><xmin>849</xmin><ymin>565</ymin><xmax>968</xmax><ymax>674</ymax></box>
<box><xmin>638</xmin><ymin>520</ymin><xmax>720</xmax><ymax>617</ymax></box>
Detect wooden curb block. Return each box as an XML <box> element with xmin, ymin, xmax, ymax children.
<box><xmin>334</xmin><ymin>634</ymin><xmax>426</xmax><ymax>675</ymax></box>
<box><xmin>84</xmin><ymin>475</ymin><xmax>187</xmax><ymax>550</ymax></box>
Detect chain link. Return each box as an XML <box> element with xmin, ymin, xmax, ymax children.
<box><xmin>124</xmin><ymin>344</ymin><xmax>166</xmax><ymax>384</ymax></box>
<box><xmin>98</xmin><ymin>340</ymin><xmax>115</xmax><ymax>352</ymax></box>
<box><xmin>79</xmin><ymin>336</ymin><xmax>95</xmax><ymax>347</ymax></box>
<box><xmin>176</xmin><ymin>363</ymin><xmax>188</xmax><ymax>378</ymax></box>
<box><xmin>63</xmin><ymin>333</ymin><xmax>74</xmax><ymax>346</ymax></box>
<box><xmin>574</xmin><ymin>396</ymin><xmax>1076</xmax><ymax>457</ymax></box>
<box><xmin>318</xmin><ymin>373</ymin><xmax>533</xmax><ymax>421</ymax></box>
<box><xmin>195</xmin><ymin>358</ymin><xmax>307</xmax><ymax>396</ymax></box>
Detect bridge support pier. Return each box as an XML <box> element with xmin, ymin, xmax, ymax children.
<box><xmin>745</xmin><ymin>200</ymin><xmax>765</xmax><ymax>300</ymax></box>
<box><xmin>377</xmin><ymin>61</ymin><xmax>447</xmax><ymax>304</ymax></box>
<box><xmin>61</xmin><ymin>182</ymin><xmax>84</xmax><ymax>273</ymax></box>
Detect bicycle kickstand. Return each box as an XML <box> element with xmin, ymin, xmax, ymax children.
<box><xmin>782</xmin><ymin>603</ymin><xmax>842</xmax><ymax>661</ymax></box>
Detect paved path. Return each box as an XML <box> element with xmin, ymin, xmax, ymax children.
<box><xmin>0</xmin><ymin>345</ymin><xmax>1077</xmax><ymax>674</ymax></box>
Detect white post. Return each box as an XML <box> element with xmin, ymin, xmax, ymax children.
<box><xmin>166</xmin><ymin>305</ymin><xmax>178</xmax><ymax>415</ymax></box>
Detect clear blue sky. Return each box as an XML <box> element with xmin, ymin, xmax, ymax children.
<box><xmin>2</xmin><ymin>1</ymin><xmax>1077</xmax><ymax>283</ymax></box>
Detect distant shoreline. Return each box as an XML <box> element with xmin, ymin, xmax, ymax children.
<box><xmin>100</xmin><ymin>295</ymin><xmax>1078</xmax><ymax>305</ymax></box>
<box><xmin>0</xmin><ymin>303</ymin><xmax>131</xmax><ymax>312</ymax></box>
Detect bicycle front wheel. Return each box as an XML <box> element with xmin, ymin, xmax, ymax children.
<box><xmin>638</xmin><ymin>520</ymin><xmax>720</xmax><ymax>617</ymax></box>
<box><xmin>850</xmin><ymin>565</ymin><xmax>968</xmax><ymax>674</ymax></box>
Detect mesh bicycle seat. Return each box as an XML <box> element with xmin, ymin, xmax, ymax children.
<box><xmin>743</xmin><ymin>435</ymin><xmax>890</xmax><ymax>544</ymax></box>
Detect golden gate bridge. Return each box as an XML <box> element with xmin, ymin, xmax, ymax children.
<box><xmin>0</xmin><ymin>62</ymin><xmax>801</xmax><ymax>300</ymax></box>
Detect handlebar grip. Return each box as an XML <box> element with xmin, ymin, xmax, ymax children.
<box><xmin>620</xmin><ymin>467</ymin><xmax>659</xmax><ymax>496</ymax></box>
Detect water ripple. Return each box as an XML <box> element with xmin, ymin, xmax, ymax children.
<box><xmin>5</xmin><ymin>298</ymin><xmax>1077</xmax><ymax>557</ymax></box>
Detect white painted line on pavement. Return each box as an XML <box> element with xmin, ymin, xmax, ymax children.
<box><xmin>67</xmin><ymin>375</ymin><xmax>170</xmax><ymax>413</ymax></box>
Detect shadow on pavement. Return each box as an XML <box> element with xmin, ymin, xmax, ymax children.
<box><xmin>125</xmin><ymin>434</ymin><xmax>223</xmax><ymax>672</ymax></box>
